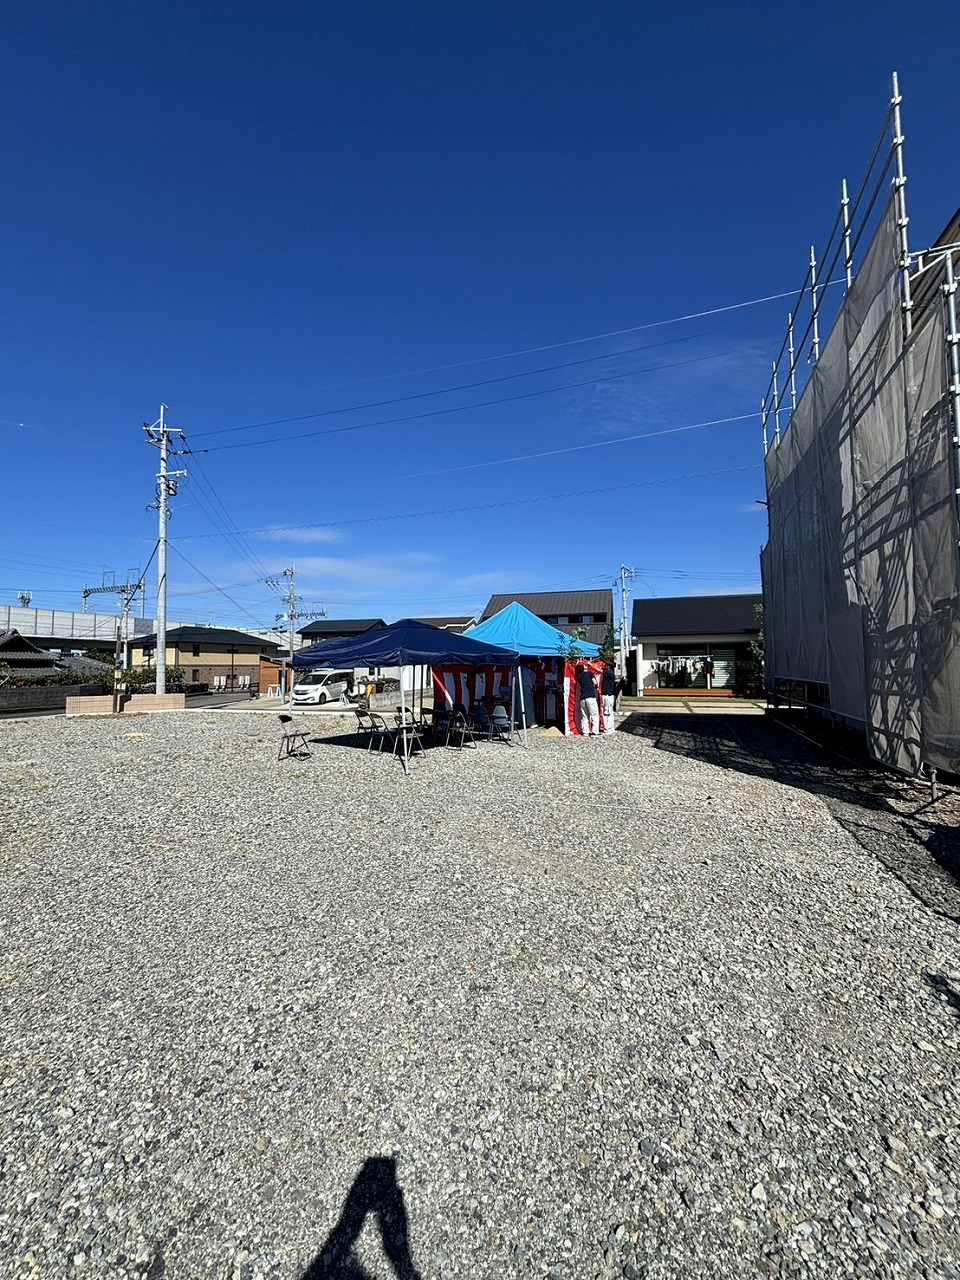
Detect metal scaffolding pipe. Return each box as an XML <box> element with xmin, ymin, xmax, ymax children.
<box><xmin>943</xmin><ymin>251</ymin><xmax>960</xmax><ymax>551</ymax></box>
<box><xmin>891</xmin><ymin>71</ymin><xmax>913</xmax><ymax>339</ymax></box>
<box><xmin>841</xmin><ymin>178</ymin><xmax>853</xmax><ymax>289</ymax></box>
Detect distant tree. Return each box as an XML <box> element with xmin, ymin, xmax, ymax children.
<box><xmin>600</xmin><ymin>622</ymin><xmax>617</xmax><ymax>667</ymax></box>
<box><xmin>557</xmin><ymin>626</ymin><xmax>588</xmax><ymax>663</ymax></box>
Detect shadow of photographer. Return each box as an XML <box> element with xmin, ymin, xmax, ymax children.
<box><xmin>301</xmin><ymin>1156</ymin><xmax>422</xmax><ymax>1280</ymax></box>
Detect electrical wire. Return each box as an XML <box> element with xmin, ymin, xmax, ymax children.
<box><xmin>202</xmin><ymin>282</ymin><xmax>808</xmax><ymax>409</ymax></box>
<box><xmin>191</xmin><ymin>346</ymin><xmax>753</xmax><ymax>454</ymax></box>
<box><xmin>395</xmin><ymin>413</ymin><xmax>755</xmax><ymax>482</ymax></box>
<box><xmin>177</xmin><ymin>463</ymin><xmax>762</xmax><ymax>538</ymax></box>
<box><xmin>169</xmin><ymin>546</ymin><xmax>277</xmax><ymax>631</ymax></box>
<box><xmin>190</xmin><ymin>333</ymin><xmax>707</xmax><ymax>439</ymax></box>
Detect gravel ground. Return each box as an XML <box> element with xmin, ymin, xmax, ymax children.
<box><xmin>1</xmin><ymin>709</ymin><xmax>959</xmax><ymax>1280</ymax></box>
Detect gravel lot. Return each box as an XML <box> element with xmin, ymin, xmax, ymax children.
<box><xmin>1</xmin><ymin>709</ymin><xmax>959</xmax><ymax>1280</ymax></box>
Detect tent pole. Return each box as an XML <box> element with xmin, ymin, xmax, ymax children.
<box><xmin>399</xmin><ymin>668</ymin><xmax>410</xmax><ymax>775</ymax></box>
<box><xmin>517</xmin><ymin>665</ymin><xmax>529</xmax><ymax>747</ymax></box>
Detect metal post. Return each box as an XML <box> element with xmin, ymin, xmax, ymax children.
<box><xmin>943</xmin><ymin>251</ymin><xmax>960</xmax><ymax>550</ymax></box>
<box><xmin>809</xmin><ymin>247</ymin><xmax>820</xmax><ymax>361</ymax></box>
<box><xmin>891</xmin><ymin>72</ymin><xmax>913</xmax><ymax>340</ymax></box>
<box><xmin>841</xmin><ymin>178</ymin><xmax>854</xmax><ymax>289</ymax></box>
<box><xmin>771</xmin><ymin>363</ymin><xmax>781</xmax><ymax>445</ymax></box>
<box><xmin>761</xmin><ymin>396</ymin><xmax>768</xmax><ymax>452</ymax></box>
<box><xmin>787</xmin><ymin>313</ymin><xmax>798</xmax><ymax>412</ymax></box>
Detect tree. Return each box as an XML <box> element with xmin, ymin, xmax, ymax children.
<box><xmin>557</xmin><ymin>626</ymin><xmax>588</xmax><ymax>663</ymax></box>
<box><xmin>600</xmin><ymin>622</ymin><xmax>616</xmax><ymax>667</ymax></box>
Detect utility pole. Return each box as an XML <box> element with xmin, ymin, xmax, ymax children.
<box><xmin>618</xmin><ymin>564</ymin><xmax>636</xmax><ymax>678</ymax></box>
<box><xmin>144</xmin><ymin>406</ymin><xmax>187</xmax><ymax>695</ymax></box>
<box><xmin>266</xmin><ymin>566</ymin><xmax>326</xmax><ymax>702</ymax></box>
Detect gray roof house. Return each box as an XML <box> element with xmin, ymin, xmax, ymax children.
<box><xmin>298</xmin><ymin>618</ymin><xmax>386</xmax><ymax>642</ymax></box>
<box><xmin>481</xmin><ymin>591</ymin><xmax>614</xmax><ymax>647</ymax></box>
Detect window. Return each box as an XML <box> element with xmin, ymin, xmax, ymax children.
<box><xmin>192</xmin><ymin>643</ymin><xmax>201</xmax><ymax>658</ymax></box>
<box><xmin>581</xmin><ymin>615</ymin><xmax>594</xmax><ymax>624</ymax></box>
<box><xmin>557</xmin><ymin>616</ymin><xmax>569</xmax><ymax>625</ymax></box>
<box><xmin>191</xmin><ymin>669</ymin><xmax>200</xmax><ymax>682</ymax></box>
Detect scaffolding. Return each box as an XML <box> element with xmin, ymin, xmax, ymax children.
<box><xmin>760</xmin><ymin>73</ymin><xmax>960</xmax><ymax>779</ymax></box>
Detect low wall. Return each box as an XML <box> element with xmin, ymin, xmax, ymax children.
<box><xmin>0</xmin><ymin>684</ymin><xmax>109</xmax><ymax>714</ymax></box>
<box><xmin>65</xmin><ymin>693</ymin><xmax>187</xmax><ymax>716</ymax></box>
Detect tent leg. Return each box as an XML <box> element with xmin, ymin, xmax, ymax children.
<box><xmin>400</xmin><ymin>669</ymin><xmax>410</xmax><ymax>775</ymax></box>
<box><xmin>517</xmin><ymin>668</ymin><xmax>529</xmax><ymax>747</ymax></box>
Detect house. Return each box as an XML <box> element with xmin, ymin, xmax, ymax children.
<box><xmin>0</xmin><ymin>629</ymin><xmax>62</xmax><ymax>681</ymax></box>
<box><xmin>129</xmin><ymin>626</ymin><xmax>279</xmax><ymax>693</ymax></box>
<box><xmin>630</xmin><ymin>594</ymin><xmax>762</xmax><ymax>696</ymax></box>
<box><xmin>297</xmin><ymin>618</ymin><xmax>386</xmax><ymax>643</ymax></box>
<box><xmin>412</xmin><ymin>616</ymin><xmax>476</xmax><ymax>634</ymax></box>
<box><xmin>480</xmin><ymin>591</ymin><xmax>613</xmax><ymax>648</ymax></box>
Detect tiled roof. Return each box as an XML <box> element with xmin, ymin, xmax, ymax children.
<box><xmin>482</xmin><ymin>590</ymin><xmax>613</xmax><ymax>620</ymax></box>
<box><xmin>298</xmin><ymin>618</ymin><xmax>386</xmax><ymax>638</ymax></box>
<box><xmin>131</xmin><ymin>626</ymin><xmax>278</xmax><ymax>648</ymax></box>
<box><xmin>412</xmin><ymin>616</ymin><xmax>476</xmax><ymax>633</ymax></box>
<box><xmin>631</xmin><ymin>594</ymin><xmax>762</xmax><ymax>637</ymax></box>
<box><xmin>0</xmin><ymin>629</ymin><xmax>46</xmax><ymax>655</ymax></box>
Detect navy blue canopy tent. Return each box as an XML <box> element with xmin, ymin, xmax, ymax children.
<box><xmin>293</xmin><ymin>619</ymin><xmax>520</xmax><ymax>771</ymax></box>
<box><xmin>293</xmin><ymin>618</ymin><xmax>519</xmax><ymax>671</ymax></box>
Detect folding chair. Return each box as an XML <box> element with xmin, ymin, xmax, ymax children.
<box><xmin>277</xmin><ymin>713</ymin><xmax>311</xmax><ymax>760</ymax></box>
<box><xmin>446</xmin><ymin>707</ymin><xmax>478</xmax><ymax>750</ymax></box>
<box><xmin>394</xmin><ymin>708</ymin><xmax>425</xmax><ymax>758</ymax></box>
<box><xmin>472</xmin><ymin>704</ymin><xmax>492</xmax><ymax>740</ymax></box>
<box><xmin>490</xmin><ymin>704</ymin><xmax>513</xmax><ymax>744</ymax></box>
<box><xmin>354</xmin><ymin>707</ymin><xmax>376</xmax><ymax>745</ymax></box>
<box><xmin>367</xmin><ymin>712</ymin><xmax>398</xmax><ymax>754</ymax></box>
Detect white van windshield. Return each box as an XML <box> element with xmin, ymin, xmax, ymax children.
<box><xmin>297</xmin><ymin>672</ymin><xmax>329</xmax><ymax>686</ymax></box>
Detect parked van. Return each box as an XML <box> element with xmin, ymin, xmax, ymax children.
<box><xmin>291</xmin><ymin>669</ymin><xmax>353</xmax><ymax>706</ymax></box>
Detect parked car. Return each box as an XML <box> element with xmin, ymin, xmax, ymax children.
<box><xmin>291</xmin><ymin>669</ymin><xmax>353</xmax><ymax>706</ymax></box>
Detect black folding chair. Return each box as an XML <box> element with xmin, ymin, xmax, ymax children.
<box><xmin>446</xmin><ymin>708</ymin><xmax>478</xmax><ymax>750</ymax></box>
<box><xmin>277</xmin><ymin>713</ymin><xmax>311</xmax><ymax>760</ymax></box>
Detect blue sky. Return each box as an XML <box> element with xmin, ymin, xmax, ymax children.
<box><xmin>2</xmin><ymin>1</ymin><xmax>957</xmax><ymax>631</ymax></box>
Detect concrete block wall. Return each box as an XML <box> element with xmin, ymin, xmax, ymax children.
<box><xmin>65</xmin><ymin>693</ymin><xmax>187</xmax><ymax>715</ymax></box>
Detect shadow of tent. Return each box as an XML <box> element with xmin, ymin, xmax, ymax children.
<box><xmin>301</xmin><ymin>1157</ymin><xmax>422</xmax><ymax>1280</ymax></box>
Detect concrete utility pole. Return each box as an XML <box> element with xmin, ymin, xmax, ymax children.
<box><xmin>266</xmin><ymin>566</ymin><xmax>326</xmax><ymax>702</ymax></box>
<box><xmin>618</xmin><ymin>564</ymin><xmax>636</xmax><ymax>678</ymax></box>
<box><xmin>144</xmin><ymin>406</ymin><xmax>187</xmax><ymax>695</ymax></box>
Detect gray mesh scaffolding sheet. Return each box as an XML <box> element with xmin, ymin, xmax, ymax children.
<box><xmin>762</xmin><ymin>194</ymin><xmax>960</xmax><ymax>775</ymax></box>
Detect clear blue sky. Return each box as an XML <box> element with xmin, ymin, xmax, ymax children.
<box><xmin>2</xmin><ymin>1</ymin><xmax>957</xmax><ymax>631</ymax></box>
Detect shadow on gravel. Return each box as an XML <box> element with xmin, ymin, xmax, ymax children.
<box><xmin>620</xmin><ymin>710</ymin><xmax>960</xmax><ymax>923</ymax></box>
<box><xmin>923</xmin><ymin>970</ymin><xmax>960</xmax><ymax>1018</ymax></box>
<box><xmin>301</xmin><ymin>1156</ymin><xmax>423</xmax><ymax>1280</ymax></box>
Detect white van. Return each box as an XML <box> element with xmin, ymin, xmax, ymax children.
<box><xmin>291</xmin><ymin>669</ymin><xmax>353</xmax><ymax>706</ymax></box>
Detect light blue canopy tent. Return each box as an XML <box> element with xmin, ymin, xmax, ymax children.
<box><xmin>466</xmin><ymin>602</ymin><xmax>601</xmax><ymax>739</ymax></box>
<box><xmin>466</xmin><ymin>601</ymin><xmax>601</xmax><ymax>657</ymax></box>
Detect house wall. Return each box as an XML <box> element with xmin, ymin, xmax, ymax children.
<box><xmin>632</xmin><ymin>633</ymin><xmax>759</xmax><ymax>694</ymax></box>
<box><xmin>130</xmin><ymin>644</ymin><xmax>267</xmax><ymax>691</ymax></box>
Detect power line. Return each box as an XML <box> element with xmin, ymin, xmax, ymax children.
<box><xmin>169</xmin><ymin>545</ymin><xmax>277</xmax><ymax>631</ymax></box>
<box><xmin>395</xmin><ymin>412</ymin><xmax>755</xmax><ymax>482</ymax></box>
<box><xmin>190</xmin><ymin>333</ymin><xmax>705</xmax><ymax>439</ymax></box>
<box><xmin>190</xmin><ymin>346</ymin><xmax>754</xmax><ymax>454</ymax></box>
<box><xmin>178</xmin><ymin>463</ymin><xmax>762</xmax><ymax>538</ymax></box>
<box><xmin>201</xmin><ymin>282</ymin><xmax>807</xmax><ymax>408</ymax></box>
